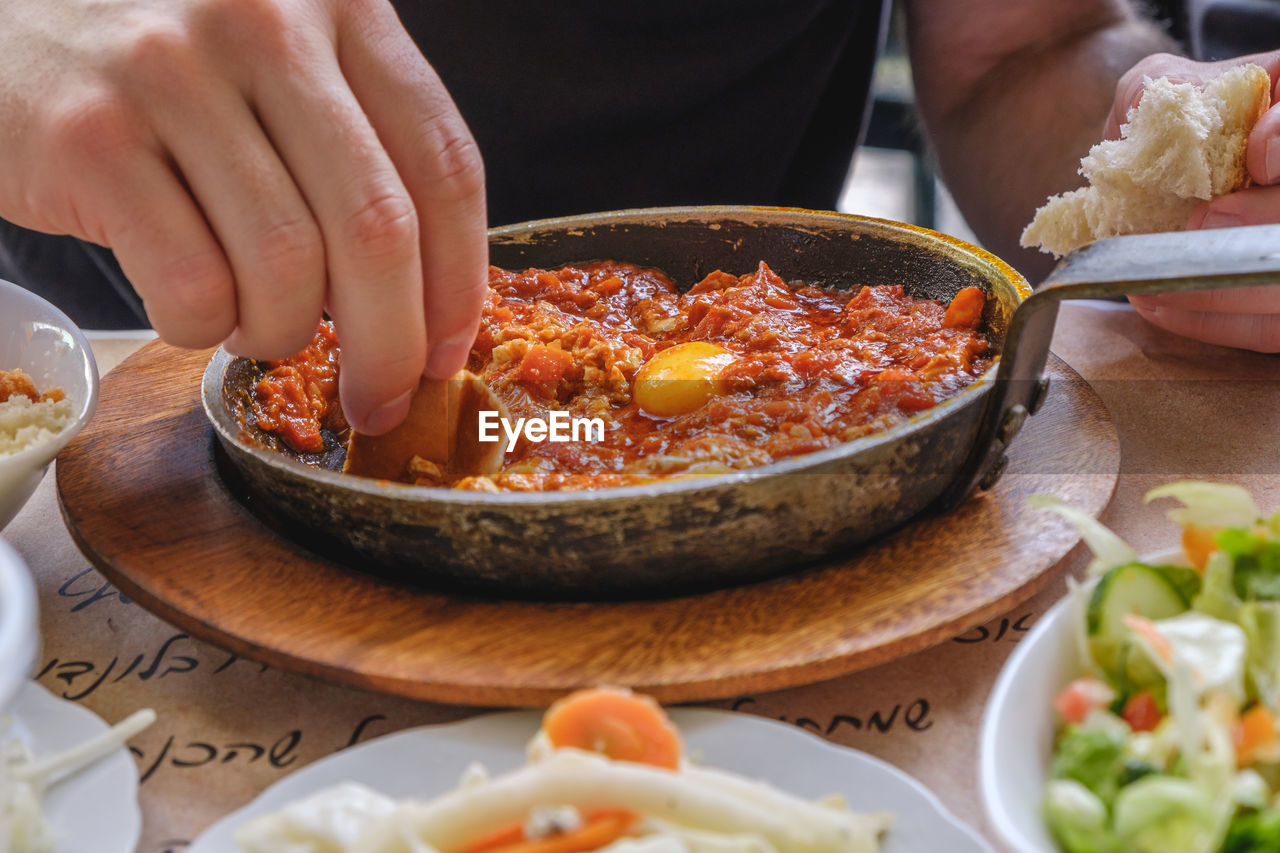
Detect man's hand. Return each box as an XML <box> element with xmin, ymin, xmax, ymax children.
<box><xmin>0</xmin><ymin>0</ymin><xmax>489</xmax><ymax>432</ymax></box>
<box><xmin>1112</xmin><ymin>51</ymin><xmax>1280</xmax><ymax>353</ymax></box>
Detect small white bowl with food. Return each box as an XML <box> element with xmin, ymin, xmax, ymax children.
<box><xmin>0</xmin><ymin>278</ymin><xmax>98</xmax><ymax>529</ymax></box>
<box><xmin>982</xmin><ymin>482</ymin><xmax>1280</xmax><ymax>853</ymax></box>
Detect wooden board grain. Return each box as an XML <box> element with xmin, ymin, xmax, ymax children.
<box><xmin>55</xmin><ymin>342</ymin><xmax>1118</xmax><ymax>706</ymax></box>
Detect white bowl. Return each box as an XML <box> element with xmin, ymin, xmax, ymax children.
<box><xmin>979</xmin><ymin>548</ymin><xmax>1182</xmax><ymax>852</ymax></box>
<box><xmin>0</xmin><ymin>278</ymin><xmax>98</xmax><ymax>529</ymax></box>
<box><xmin>0</xmin><ymin>540</ymin><xmax>38</xmax><ymax>710</ymax></box>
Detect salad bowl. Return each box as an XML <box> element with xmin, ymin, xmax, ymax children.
<box><xmin>983</xmin><ymin>481</ymin><xmax>1280</xmax><ymax>853</ymax></box>
<box><xmin>980</xmin><ymin>549</ymin><xmax>1180</xmax><ymax>852</ymax></box>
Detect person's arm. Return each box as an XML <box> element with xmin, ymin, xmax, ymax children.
<box><xmin>908</xmin><ymin>0</ymin><xmax>1280</xmax><ymax>353</ymax></box>
<box><xmin>903</xmin><ymin>0</ymin><xmax>1176</xmax><ymax>280</ymax></box>
<box><xmin>0</xmin><ymin>0</ymin><xmax>489</xmax><ymax>434</ymax></box>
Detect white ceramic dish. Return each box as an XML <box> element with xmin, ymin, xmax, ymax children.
<box><xmin>4</xmin><ymin>679</ymin><xmax>143</xmax><ymax>853</ymax></box>
<box><xmin>0</xmin><ymin>540</ymin><xmax>37</xmax><ymax>710</ymax></box>
<box><xmin>980</xmin><ymin>548</ymin><xmax>1183</xmax><ymax>853</ymax></box>
<box><xmin>0</xmin><ymin>278</ymin><xmax>99</xmax><ymax>529</ymax></box>
<box><xmin>190</xmin><ymin>707</ymin><xmax>993</xmax><ymax>853</ymax></box>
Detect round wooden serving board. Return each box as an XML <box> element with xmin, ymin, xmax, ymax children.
<box><xmin>57</xmin><ymin>342</ymin><xmax>1118</xmax><ymax>707</ymax></box>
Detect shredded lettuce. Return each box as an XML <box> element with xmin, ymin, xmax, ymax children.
<box><xmin>1222</xmin><ymin>807</ymin><xmax>1280</xmax><ymax>853</ymax></box>
<box><xmin>1050</xmin><ymin>725</ymin><xmax>1130</xmax><ymax>807</ymax></box>
<box><xmin>1124</xmin><ymin>613</ymin><xmax>1244</xmax><ymax>848</ymax></box>
<box><xmin>1112</xmin><ymin>775</ymin><xmax>1221</xmax><ymax>853</ymax></box>
<box><xmin>1044</xmin><ymin>780</ymin><xmax>1123</xmax><ymax>853</ymax></box>
<box><xmin>1067</xmin><ymin>576</ymin><xmax>1104</xmax><ymax>680</ymax></box>
<box><xmin>1125</xmin><ymin>613</ymin><xmax>1247</xmax><ymax>705</ymax></box>
<box><xmin>1128</xmin><ymin>726</ymin><xmax>1177</xmax><ymax>773</ymax></box>
<box><xmin>1196</xmin><ymin>696</ymin><xmax>1242</xmax><ymax>850</ymax></box>
<box><xmin>1237</xmin><ymin>602</ymin><xmax>1280</xmax><ymax>712</ymax></box>
<box><xmin>1030</xmin><ymin>495</ymin><xmax>1137</xmax><ymax>576</ymax></box>
<box><xmin>1219</xmin><ymin>529</ymin><xmax>1280</xmax><ymax>602</ymax></box>
<box><xmin>1230</xmin><ymin>769</ymin><xmax>1269</xmax><ymax>812</ymax></box>
<box><xmin>1194</xmin><ymin>551</ymin><xmax>1242</xmax><ymax>623</ymax></box>
<box><xmin>1145</xmin><ymin>482</ymin><xmax>1262</xmax><ymax>530</ymax></box>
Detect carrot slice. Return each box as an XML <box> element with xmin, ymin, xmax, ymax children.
<box><xmin>1182</xmin><ymin>523</ymin><xmax>1222</xmax><ymax>571</ymax></box>
<box><xmin>457</xmin><ymin>810</ymin><xmax>636</xmax><ymax>853</ymax></box>
<box><xmin>1235</xmin><ymin>704</ymin><xmax>1277</xmax><ymax>766</ymax></box>
<box><xmin>457</xmin><ymin>822</ymin><xmax>528</xmax><ymax>853</ymax></box>
<box><xmin>543</xmin><ymin>687</ymin><xmax>682</xmax><ymax>770</ymax></box>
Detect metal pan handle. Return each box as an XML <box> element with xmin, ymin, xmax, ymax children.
<box><xmin>938</xmin><ymin>223</ymin><xmax>1280</xmax><ymax>508</ymax></box>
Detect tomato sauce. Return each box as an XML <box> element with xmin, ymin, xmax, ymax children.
<box><xmin>251</xmin><ymin>321</ymin><xmax>345</xmax><ymax>454</ymax></box>
<box><xmin>249</xmin><ymin>262</ymin><xmax>991</xmax><ymax>490</ymax></box>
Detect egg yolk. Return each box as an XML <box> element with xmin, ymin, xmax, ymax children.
<box><xmin>633</xmin><ymin>342</ymin><xmax>736</xmax><ymax>417</ymax></box>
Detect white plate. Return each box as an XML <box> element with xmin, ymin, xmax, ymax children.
<box><xmin>191</xmin><ymin>708</ymin><xmax>992</xmax><ymax>853</ymax></box>
<box><xmin>980</xmin><ymin>548</ymin><xmax>1183</xmax><ymax>853</ymax></box>
<box><xmin>5</xmin><ymin>680</ymin><xmax>142</xmax><ymax>853</ymax></box>
<box><xmin>0</xmin><ymin>542</ymin><xmax>38</xmax><ymax>711</ymax></box>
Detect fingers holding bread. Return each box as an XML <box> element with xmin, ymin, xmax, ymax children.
<box><xmin>1247</xmin><ymin>92</ymin><xmax>1280</xmax><ymax>187</ymax></box>
<box><xmin>1189</xmin><ymin>181</ymin><xmax>1280</xmax><ymax>230</ymax></box>
<box><xmin>1023</xmin><ymin>52</ymin><xmax>1280</xmax><ymax>354</ymax></box>
<box><xmin>1127</xmin><ymin>183</ymin><xmax>1280</xmax><ymax>354</ymax></box>
<box><xmin>1129</xmin><ymin>297</ymin><xmax>1280</xmax><ymax>353</ymax></box>
<box><xmin>1128</xmin><ymin>283</ymin><xmax>1280</xmax><ymax>316</ymax></box>
<box><xmin>1022</xmin><ymin>59</ymin><xmax>1272</xmax><ymax>257</ymax></box>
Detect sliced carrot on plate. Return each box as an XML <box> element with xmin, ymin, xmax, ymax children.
<box><xmin>457</xmin><ymin>822</ymin><xmax>528</xmax><ymax>853</ymax></box>
<box><xmin>543</xmin><ymin>687</ymin><xmax>682</xmax><ymax>770</ymax></box>
<box><xmin>457</xmin><ymin>810</ymin><xmax>636</xmax><ymax>853</ymax></box>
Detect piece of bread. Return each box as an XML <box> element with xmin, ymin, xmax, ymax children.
<box><xmin>343</xmin><ymin>371</ymin><xmax>507</xmax><ymax>481</ymax></box>
<box><xmin>1021</xmin><ymin>63</ymin><xmax>1271</xmax><ymax>257</ymax></box>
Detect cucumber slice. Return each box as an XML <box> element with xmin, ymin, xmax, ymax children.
<box><xmin>1088</xmin><ymin>563</ymin><xmax>1193</xmax><ymax>635</ymax></box>
<box><xmin>1150</xmin><ymin>565</ymin><xmax>1201</xmax><ymax>606</ymax></box>
<box><xmin>1087</xmin><ymin>563</ymin><xmax>1192</xmax><ymax>689</ymax></box>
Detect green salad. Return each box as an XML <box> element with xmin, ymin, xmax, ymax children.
<box><xmin>1039</xmin><ymin>482</ymin><xmax>1280</xmax><ymax>853</ymax></box>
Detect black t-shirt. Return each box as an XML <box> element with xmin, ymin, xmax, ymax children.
<box><xmin>393</xmin><ymin>0</ymin><xmax>887</xmax><ymax>224</ymax></box>
<box><xmin>0</xmin><ymin>0</ymin><xmax>886</xmax><ymax>326</ymax></box>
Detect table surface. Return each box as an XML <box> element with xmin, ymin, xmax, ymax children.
<box><xmin>5</xmin><ymin>302</ymin><xmax>1279</xmax><ymax>852</ymax></box>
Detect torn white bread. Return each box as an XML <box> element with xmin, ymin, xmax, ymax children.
<box><xmin>1021</xmin><ymin>63</ymin><xmax>1272</xmax><ymax>257</ymax></box>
